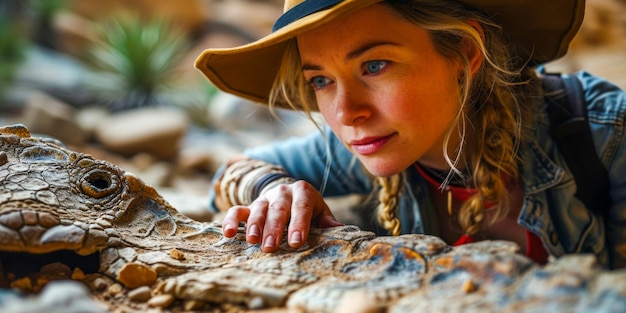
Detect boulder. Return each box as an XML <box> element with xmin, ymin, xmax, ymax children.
<box><xmin>21</xmin><ymin>92</ymin><xmax>87</xmax><ymax>146</ymax></box>
<box><xmin>94</xmin><ymin>108</ymin><xmax>187</xmax><ymax>160</ymax></box>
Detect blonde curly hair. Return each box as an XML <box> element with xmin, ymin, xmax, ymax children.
<box><xmin>269</xmin><ymin>0</ymin><xmax>538</xmax><ymax>237</ymax></box>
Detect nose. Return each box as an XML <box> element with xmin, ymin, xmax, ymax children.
<box><xmin>334</xmin><ymin>85</ymin><xmax>371</xmax><ymax>126</ymax></box>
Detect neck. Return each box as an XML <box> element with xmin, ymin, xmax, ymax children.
<box><xmin>416</xmin><ymin>162</ymin><xmax>470</xmax><ymax>187</ymax></box>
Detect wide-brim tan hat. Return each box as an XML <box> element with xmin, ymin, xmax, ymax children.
<box><xmin>195</xmin><ymin>0</ymin><xmax>585</xmax><ymax>106</ymax></box>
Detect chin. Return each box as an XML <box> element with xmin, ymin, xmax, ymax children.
<box><xmin>360</xmin><ymin>161</ymin><xmax>407</xmax><ymax>177</ymax></box>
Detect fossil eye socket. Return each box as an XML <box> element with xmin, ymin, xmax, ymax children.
<box><xmin>80</xmin><ymin>170</ymin><xmax>120</xmax><ymax>198</ymax></box>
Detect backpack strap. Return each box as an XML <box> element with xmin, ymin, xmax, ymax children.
<box><xmin>542</xmin><ymin>73</ymin><xmax>613</xmax><ymax>266</ymax></box>
<box><xmin>542</xmin><ymin>74</ymin><xmax>612</xmax><ymax>216</ymax></box>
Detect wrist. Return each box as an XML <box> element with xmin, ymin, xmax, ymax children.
<box><xmin>252</xmin><ymin>172</ymin><xmax>296</xmax><ymax>199</ymax></box>
<box><xmin>217</xmin><ymin>159</ymin><xmax>295</xmax><ymax>206</ymax></box>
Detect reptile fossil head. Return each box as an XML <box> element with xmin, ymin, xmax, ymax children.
<box><xmin>0</xmin><ymin>124</ymin><xmax>217</xmax><ymax>284</ymax></box>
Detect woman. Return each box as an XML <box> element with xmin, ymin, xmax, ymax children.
<box><xmin>195</xmin><ymin>0</ymin><xmax>626</xmax><ymax>268</ymax></box>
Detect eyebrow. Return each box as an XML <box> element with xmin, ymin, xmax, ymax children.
<box><xmin>301</xmin><ymin>41</ymin><xmax>398</xmax><ymax>71</ymax></box>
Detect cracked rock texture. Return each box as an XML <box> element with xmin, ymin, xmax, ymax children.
<box><xmin>0</xmin><ymin>124</ymin><xmax>625</xmax><ymax>313</ymax></box>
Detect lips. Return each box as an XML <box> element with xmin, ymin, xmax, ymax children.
<box><xmin>350</xmin><ymin>134</ymin><xmax>395</xmax><ymax>155</ymax></box>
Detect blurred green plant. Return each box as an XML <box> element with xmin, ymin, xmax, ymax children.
<box><xmin>31</xmin><ymin>0</ymin><xmax>67</xmax><ymax>49</ymax></box>
<box><xmin>0</xmin><ymin>16</ymin><xmax>26</xmax><ymax>101</ymax></box>
<box><xmin>32</xmin><ymin>0</ymin><xmax>66</xmax><ymax>17</ymax></box>
<box><xmin>169</xmin><ymin>80</ymin><xmax>220</xmax><ymax>129</ymax></box>
<box><xmin>83</xmin><ymin>16</ymin><xmax>191</xmax><ymax>111</ymax></box>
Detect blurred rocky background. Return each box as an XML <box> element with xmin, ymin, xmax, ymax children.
<box><xmin>0</xmin><ymin>0</ymin><xmax>624</xmax><ymax>223</ymax></box>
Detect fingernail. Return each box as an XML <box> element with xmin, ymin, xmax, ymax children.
<box><xmin>290</xmin><ymin>231</ymin><xmax>302</xmax><ymax>244</ymax></box>
<box><xmin>264</xmin><ymin>235</ymin><xmax>276</xmax><ymax>248</ymax></box>
<box><xmin>223</xmin><ymin>223</ymin><xmax>235</xmax><ymax>234</ymax></box>
<box><xmin>249</xmin><ymin>224</ymin><xmax>260</xmax><ymax>237</ymax></box>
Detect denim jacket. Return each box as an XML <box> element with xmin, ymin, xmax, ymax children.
<box><xmin>209</xmin><ymin>71</ymin><xmax>626</xmax><ymax>268</ymax></box>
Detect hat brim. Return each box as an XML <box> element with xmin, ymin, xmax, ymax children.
<box><xmin>195</xmin><ymin>0</ymin><xmax>584</xmax><ymax>106</ymax></box>
<box><xmin>195</xmin><ymin>0</ymin><xmax>383</xmax><ymax>106</ymax></box>
<box><xmin>463</xmin><ymin>0</ymin><xmax>585</xmax><ymax>64</ymax></box>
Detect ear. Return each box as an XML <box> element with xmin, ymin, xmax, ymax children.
<box><xmin>463</xmin><ymin>20</ymin><xmax>484</xmax><ymax>78</ymax></box>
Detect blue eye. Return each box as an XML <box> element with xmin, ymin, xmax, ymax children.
<box><xmin>364</xmin><ymin>60</ymin><xmax>387</xmax><ymax>74</ymax></box>
<box><xmin>310</xmin><ymin>76</ymin><xmax>330</xmax><ymax>89</ymax></box>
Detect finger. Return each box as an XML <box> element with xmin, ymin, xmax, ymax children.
<box><xmin>261</xmin><ymin>184</ymin><xmax>293</xmax><ymax>252</ymax></box>
<box><xmin>246</xmin><ymin>198</ymin><xmax>270</xmax><ymax>244</ymax></box>
<box><xmin>286</xmin><ymin>181</ymin><xmax>317</xmax><ymax>248</ymax></box>
<box><xmin>285</xmin><ymin>181</ymin><xmax>342</xmax><ymax>229</ymax></box>
<box><xmin>222</xmin><ymin>205</ymin><xmax>250</xmax><ymax>238</ymax></box>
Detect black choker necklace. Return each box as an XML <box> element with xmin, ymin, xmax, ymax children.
<box><xmin>416</xmin><ymin>164</ymin><xmax>470</xmax><ymax>187</ymax></box>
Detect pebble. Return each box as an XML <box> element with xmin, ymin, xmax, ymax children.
<box><xmin>128</xmin><ymin>286</ymin><xmax>152</xmax><ymax>302</ymax></box>
<box><xmin>107</xmin><ymin>283</ymin><xmax>124</xmax><ymax>295</ymax></box>
<box><xmin>40</xmin><ymin>262</ymin><xmax>72</xmax><ymax>277</ymax></box>
<box><xmin>0</xmin><ymin>151</ymin><xmax>8</xmax><ymax>166</ymax></box>
<box><xmin>248</xmin><ymin>296</ymin><xmax>266</xmax><ymax>310</ymax></box>
<box><xmin>147</xmin><ymin>294</ymin><xmax>175</xmax><ymax>308</ymax></box>
<box><xmin>91</xmin><ymin>277</ymin><xmax>109</xmax><ymax>291</ymax></box>
<box><xmin>71</xmin><ymin>268</ymin><xmax>86</xmax><ymax>280</ymax></box>
<box><xmin>184</xmin><ymin>300</ymin><xmax>205</xmax><ymax>310</ymax></box>
<box><xmin>10</xmin><ymin>277</ymin><xmax>33</xmax><ymax>291</ymax></box>
<box><xmin>117</xmin><ymin>262</ymin><xmax>157</xmax><ymax>288</ymax></box>
<box><xmin>334</xmin><ymin>291</ymin><xmax>382</xmax><ymax>313</ymax></box>
<box><xmin>461</xmin><ymin>278</ymin><xmax>478</xmax><ymax>294</ymax></box>
<box><xmin>170</xmin><ymin>248</ymin><xmax>186</xmax><ymax>260</ymax></box>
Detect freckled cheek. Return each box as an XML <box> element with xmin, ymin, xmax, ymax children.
<box><xmin>377</xmin><ymin>91</ymin><xmax>417</xmax><ymax>116</ymax></box>
<box><xmin>315</xmin><ymin>91</ymin><xmax>341</xmax><ymax>114</ymax></box>
<box><xmin>317</xmin><ymin>101</ymin><xmax>339</xmax><ymax>127</ymax></box>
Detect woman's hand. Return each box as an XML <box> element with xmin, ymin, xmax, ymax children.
<box><xmin>221</xmin><ymin>180</ymin><xmax>343</xmax><ymax>252</ymax></box>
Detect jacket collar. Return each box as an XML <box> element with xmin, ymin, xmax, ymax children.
<box><xmin>519</xmin><ymin>140</ymin><xmax>565</xmax><ymax>194</ymax></box>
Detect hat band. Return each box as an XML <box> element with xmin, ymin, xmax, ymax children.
<box><xmin>272</xmin><ymin>0</ymin><xmax>343</xmax><ymax>32</ymax></box>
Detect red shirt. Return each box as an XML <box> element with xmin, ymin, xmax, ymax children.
<box><xmin>415</xmin><ymin>164</ymin><xmax>548</xmax><ymax>264</ymax></box>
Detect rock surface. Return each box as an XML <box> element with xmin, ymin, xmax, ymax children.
<box><xmin>0</xmin><ymin>124</ymin><xmax>625</xmax><ymax>313</ymax></box>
